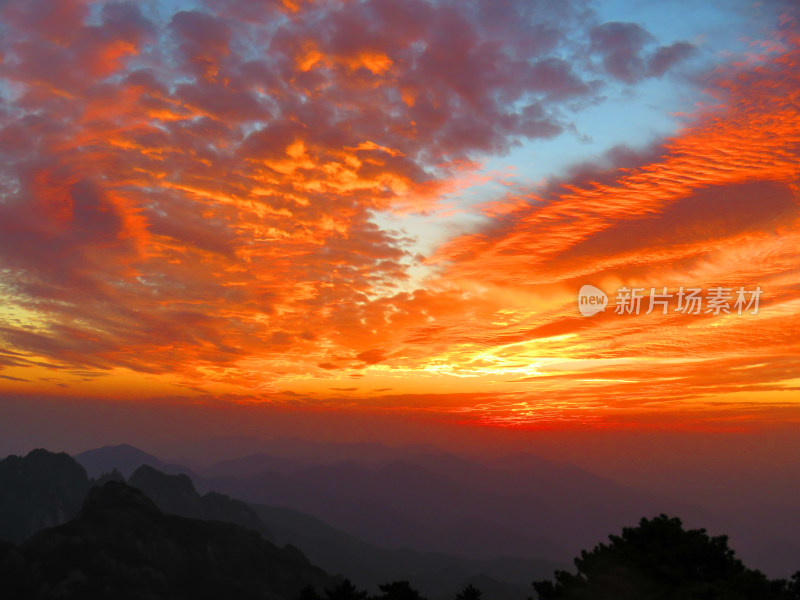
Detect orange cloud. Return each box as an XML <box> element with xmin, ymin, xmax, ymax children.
<box><xmin>0</xmin><ymin>0</ymin><xmax>797</xmax><ymax>431</ymax></box>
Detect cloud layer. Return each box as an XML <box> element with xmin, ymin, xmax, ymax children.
<box><xmin>0</xmin><ymin>0</ymin><xmax>796</xmax><ymax>429</ymax></box>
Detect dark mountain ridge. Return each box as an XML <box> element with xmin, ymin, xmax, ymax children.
<box><xmin>128</xmin><ymin>463</ymin><xmax>275</xmax><ymax>541</ymax></box>
<box><xmin>0</xmin><ymin>449</ymin><xmax>91</xmax><ymax>544</ymax></box>
<box><xmin>1</xmin><ymin>481</ymin><xmax>334</xmax><ymax>599</ymax></box>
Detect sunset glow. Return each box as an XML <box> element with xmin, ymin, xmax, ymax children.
<box><xmin>1</xmin><ymin>0</ymin><xmax>799</xmax><ymax>430</ymax></box>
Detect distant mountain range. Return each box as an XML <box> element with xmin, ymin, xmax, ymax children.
<box><xmin>131</xmin><ymin>461</ymin><xmax>562</xmax><ymax>597</ymax></box>
<box><xmin>0</xmin><ymin>447</ymin><xmax>563</xmax><ymax>599</ymax></box>
<box><xmin>196</xmin><ymin>447</ymin><xmax>715</xmax><ymax>564</ymax></box>
<box><xmin>67</xmin><ymin>440</ymin><xmax>800</xmax><ymax>576</ymax></box>
<box><xmin>187</xmin><ymin>438</ymin><xmax>800</xmax><ymax>578</ymax></box>
<box><xmin>75</xmin><ymin>443</ymin><xmax>192</xmax><ymax>479</ymax></box>
<box><xmin>1</xmin><ymin>444</ymin><xmax>798</xmax><ymax>599</ymax></box>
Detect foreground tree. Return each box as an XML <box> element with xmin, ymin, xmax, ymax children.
<box><xmin>297</xmin><ymin>585</ymin><xmax>323</xmax><ymax>600</ymax></box>
<box><xmin>326</xmin><ymin>579</ymin><xmax>368</xmax><ymax>600</ymax></box>
<box><xmin>372</xmin><ymin>581</ymin><xmax>427</xmax><ymax>600</ymax></box>
<box><xmin>532</xmin><ymin>514</ymin><xmax>796</xmax><ymax>600</ymax></box>
<box><xmin>455</xmin><ymin>583</ymin><xmax>482</xmax><ymax>600</ymax></box>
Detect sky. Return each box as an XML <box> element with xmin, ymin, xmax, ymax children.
<box><xmin>0</xmin><ymin>0</ymin><xmax>799</xmax><ymax>442</ymax></box>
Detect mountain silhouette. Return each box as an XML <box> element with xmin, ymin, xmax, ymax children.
<box><xmin>77</xmin><ymin>448</ymin><xmax>566</xmax><ymax>597</ymax></box>
<box><xmin>77</xmin><ymin>441</ymin><xmax>800</xmax><ymax>578</ymax></box>
<box><xmin>1</xmin><ymin>481</ymin><xmax>335</xmax><ymax>599</ymax></box>
<box><xmin>74</xmin><ymin>443</ymin><xmax>190</xmax><ymax>479</ymax></box>
<box><xmin>2</xmin><ymin>445</ymin><xmax>800</xmax><ymax>600</ymax></box>
<box><xmin>0</xmin><ymin>449</ymin><xmax>91</xmax><ymax>543</ymax></box>
<box><xmin>7</xmin><ymin>446</ymin><xmax>565</xmax><ymax>598</ymax></box>
<box><xmin>129</xmin><ymin>464</ymin><xmax>274</xmax><ymax>542</ymax></box>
